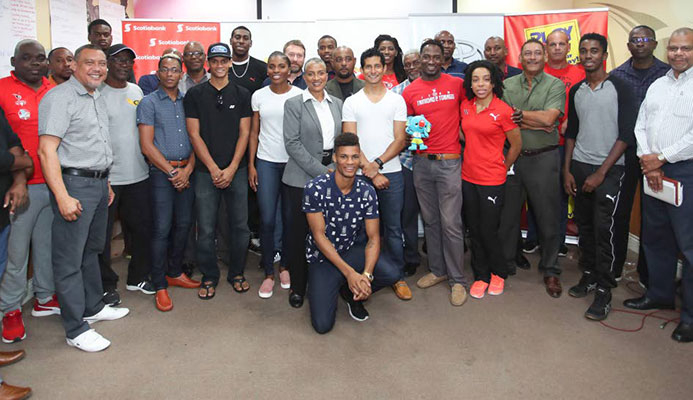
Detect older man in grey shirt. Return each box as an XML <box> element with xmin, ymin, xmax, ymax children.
<box><xmin>38</xmin><ymin>44</ymin><xmax>129</xmax><ymax>353</ymax></box>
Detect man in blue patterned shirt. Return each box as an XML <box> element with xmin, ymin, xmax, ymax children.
<box><xmin>303</xmin><ymin>133</ymin><xmax>399</xmax><ymax>334</ymax></box>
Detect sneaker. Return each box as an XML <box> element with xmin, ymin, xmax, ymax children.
<box><xmin>1</xmin><ymin>310</ymin><xmax>26</xmax><ymax>343</ymax></box>
<box><xmin>126</xmin><ymin>280</ymin><xmax>155</xmax><ymax>295</ymax></box>
<box><xmin>258</xmin><ymin>277</ymin><xmax>274</xmax><ymax>299</ymax></box>
<box><xmin>279</xmin><ymin>269</ymin><xmax>290</xmax><ymax>290</ymax></box>
<box><xmin>273</xmin><ymin>251</ymin><xmax>281</xmax><ymax>264</ymax></box>
<box><xmin>585</xmin><ymin>287</ymin><xmax>612</xmax><ymax>321</ymax></box>
<box><xmin>31</xmin><ymin>295</ymin><xmax>61</xmax><ymax>317</ymax></box>
<box><xmin>83</xmin><ymin>305</ymin><xmax>130</xmax><ymax>324</ymax></box>
<box><xmin>522</xmin><ymin>240</ymin><xmax>539</xmax><ymax>253</ymax></box>
<box><xmin>450</xmin><ymin>283</ymin><xmax>468</xmax><ymax>306</ymax></box>
<box><xmin>568</xmin><ymin>271</ymin><xmax>597</xmax><ymax>298</ymax></box>
<box><xmin>392</xmin><ymin>280</ymin><xmax>413</xmax><ymax>300</ymax></box>
<box><xmin>558</xmin><ymin>244</ymin><xmax>569</xmax><ymax>257</ymax></box>
<box><xmin>102</xmin><ymin>289</ymin><xmax>121</xmax><ymax>306</ymax></box>
<box><xmin>339</xmin><ymin>287</ymin><xmax>369</xmax><ymax>321</ymax></box>
<box><xmin>469</xmin><ymin>280</ymin><xmax>489</xmax><ymax>299</ymax></box>
<box><xmin>488</xmin><ymin>274</ymin><xmax>505</xmax><ymax>296</ymax></box>
<box><xmin>66</xmin><ymin>329</ymin><xmax>110</xmax><ymax>352</ymax></box>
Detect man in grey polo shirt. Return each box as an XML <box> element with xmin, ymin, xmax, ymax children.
<box><xmin>563</xmin><ymin>33</ymin><xmax>637</xmax><ymax>321</ymax></box>
<box><xmin>38</xmin><ymin>44</ymin><xmax>129</xmax><ymax>353</ymax></box>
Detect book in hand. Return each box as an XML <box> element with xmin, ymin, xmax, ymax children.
<box><xmin>643</xmin><ymin>176</ymin><xmax>683</xmax><ymax>207</ymax></box>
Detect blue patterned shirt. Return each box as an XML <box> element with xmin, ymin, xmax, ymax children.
<box><xmin>442</xmin><ymin>58</ymin><xmax>468</xmax><ymax>79</ymax></box>
<box><xmin>136</xmin><ymin>87</ymin><xmax>192</xmax><ymax>161</ymax></box>
<box><xmin>610</xmin><ymin>57</ymin><xmax>670</xmax><ymax>107</ymax></box>
<box><xmin>302</xmin><ymin>173</ymin><xmax>379</xmax><ymax>264</ymax></box>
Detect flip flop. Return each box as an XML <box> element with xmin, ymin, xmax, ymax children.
<box><xmin>230</xmin><ymin>276</ymin><xmax>249</xmax><ymax>293</ymax></box>
<box><xmin>198</xmin><ymin>282</ymin><xmax>216</xmax><ymax>300</ymax></box>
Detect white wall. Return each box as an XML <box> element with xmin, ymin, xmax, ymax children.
<box><xmin>262</xmin><ymin>0</ymin><xmax>452</xmax><ymax>20</ymax></box>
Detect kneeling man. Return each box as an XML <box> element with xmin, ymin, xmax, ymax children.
<box><xmin>304</xmin><ymin>133</ymin><xmax>399</xmax><ymax>334</ymax></box>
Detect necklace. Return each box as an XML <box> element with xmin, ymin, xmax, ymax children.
<box><xmin>231</xmin><ymin>59</ymin><xmax>250</xmax><ymax>79</ymax></box>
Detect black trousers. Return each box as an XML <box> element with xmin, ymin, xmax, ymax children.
<box><xmin>401</xmin><ymin>167</ymin><xmax>421</xmax><ymax>266</ymax></box>
<box><xmin>462</xmin><ymin>180</ymin><xmax>507</xmax><ymax>282</ymax></box>
<box><xmin>99</xmin><ymin>179</ymin><xmax>153</xmax><ymax>289</ymax></box>
<box><xmin>571</xmin><ymin>161</ymin><xmax>624</xmax><ymax>289</ymax></box>
<box><xmin>284</xmin><ymin>184</ymin><xmax>309</xmax><ymax>296</ymax></box>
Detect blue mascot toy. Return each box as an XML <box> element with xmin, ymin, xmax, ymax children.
<box><xmin>406</xmin><ymin>115</ymin><xmax>431</xmax><ymax>151</ymax></box>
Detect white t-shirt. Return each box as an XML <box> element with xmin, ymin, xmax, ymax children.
<box><xmin>342</xmin><ymin>89</ymin><xmax>407</xmax><ymax>173</ymax></box>
<box><xmin>251</xmin><ymin>86</ymin><xmax>303</xmax><ymax>163</ymax></box>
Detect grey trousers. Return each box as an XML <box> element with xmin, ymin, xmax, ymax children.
<box><xmin>412</xmin><ymin>156</ymin><xmax>466</xmax><ymax>286</ymax></box>
<box><xmin>0</xmin><ymin>184</ymin><xmax>55</xmax><ymax>313</ymax></box>
<box><xmin>499</xmin><ymin>149</ymin><xmax>561</xmax><ymax>276</ymax></box>
<box><xmin>51</xmin><ymin>175</ymin><xmax>108</xmax><ymax>339</ymax></box>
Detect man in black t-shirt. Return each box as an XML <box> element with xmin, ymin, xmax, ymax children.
<box><xmin>184</xmin><ymin>43</ymin><xmax>253</xmax><ymax>298</ymax></box>
<box><xmin>228</xmin><ymin>26</ymin><xmax>267</xmax><ymax>95</ymax></box>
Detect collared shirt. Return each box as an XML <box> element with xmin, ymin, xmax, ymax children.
<box><xmin>38</xmin><ymin>75</ymin><xmax>113</xmax><ymax>171</ymax></box>
<box><xmin>0</xmin><ymin>108</ymin><xmax>24</xmax><ymax>228</ymax></box>
<box><xmin>178</xmin><ymin>72</ymin><xmax>210</xmax><ymax>95</ymax></box>
<box><xmin>0</xmin><ymin>72</ymin><xmax>54</xmax><ymax>184</ymax></box>
<box><xmin>392</xmin><ymin>78</ymin><xmax>414</xmax><ymax>170</ymax></box>
<box><xmin>137</xmin><ymin>87</ymin><xmax>192</xmax><ymax>161</ymax></box>
<box><xmin>610</xmin><ymin>57</ymin><xmax>670</xmax><ymax>107</ymax></box>
<box><xmin>137</xmin><ymin>74</ymin><xmax>159</xmax><ymax>96</ymax></box>
<box><xmin>635</xmin><ymin>68</ymin><xmax>693</xmax><ymax>163</ymax></box>
<box><xmin>302</xmin><ymin>89</ymin><xmax>335</xmax><ymax>150</ymax></box>
<box><xmin>442</xmin><ymin>58</ymin><xmax>468</xmax><ymax>79</ymax></box>
<box><xmin>502</xmin><ymin>71</ymin><xmax>565</xmax><ymax>150</ymax></box>
<box><xmin>47</xmin><ymin>75</ymin><xmax>61</xmax><ymax>86</ymax></box>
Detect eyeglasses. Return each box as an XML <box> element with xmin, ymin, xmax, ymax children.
<box><xmin>184</xmin><ymin>51</ymin><xmax>204</xmax><ymax>57</ymax></box>
<box><xmin>158</xmin><ymin>67</ymin><xmax>181</xmax><ymax>74</ymax></box>
<box><xmin>629</xmin><ymin>37</ymin><xmax>655</xmax><ymax>44</ymax></box>
<box><xmin>216</xmin><ymin>93</ymin><xmax>224</xmax><ymax>109</ymax></box>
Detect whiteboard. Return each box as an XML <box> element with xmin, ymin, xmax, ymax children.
<box><xmin>0</xmin><ymin>0</ymin><xmax>37</xmax><ymax>77</ymax></box>
<box><xmin>49</xmin><ymin>0</ymin><xmax>88</xmax><ymax>52</ymax></box>
<box><xmin>99</xmin><ymin>0</ymin><xmax>125</xmax><ymax>44</ymax></box>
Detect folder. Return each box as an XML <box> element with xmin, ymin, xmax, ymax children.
<box><xmin>643</xmin><ymin>176</ymin><xmax>683</xmax><ymax>207</ymax></box>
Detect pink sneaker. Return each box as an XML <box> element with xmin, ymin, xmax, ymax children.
<box><xmin>488</xmin><ymin>274</ymin><xmax>505</xmax><ymax>296</ymax></box>
<box><xmin>469</xmin><ymin>280</ymin><xmax>489</xmax><ymax>299</ymax></box>
<box><xmin>258</xmin><ymin>277</ymin><xmax>274</xmax><ymax>299</ymax></box>
<box><xmin>279</xmin><ymin>269</ymin><xmax>290</xmax><ymax>290</ymax></box>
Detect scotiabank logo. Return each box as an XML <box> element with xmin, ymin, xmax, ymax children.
<box><xmin>124</xmin><ymin>23</ymin><xmax>131</xmax><ymax>32</ymax></box>
<box><xmin>177</xmin><ymin>24</ymin><xmax>184</xmax><ymax>33</ymax></box>
<box><xmin>149</xmin><ymin>38</ymin><xmax>157</xmax><ymax>47</ymax></box>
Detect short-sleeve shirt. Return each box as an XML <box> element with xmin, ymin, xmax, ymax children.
<box><xmin>183</xmin><ymin>81</ymin><xmax>252</xmax><ymax>172</ymax></box>
<box><xmin>502</xmin><ymin>71</ymin><xmax>565</xmax><ymax>151</ymax></box>
<box><xmin>342</xmin><ymin>89</ymin><xmax>407</xmax><ymax>174</ymax></box>
<box><xmin>401</xmin><ymin>73</ymin><xmax>464</xmax><ymax>154</ymax></box>
<box><xmin>136</xmin><ymin>87</ymin><xmax>192</xmax><ymax>161</ymax></box>
<box><xmin>228</xmin><ymin>56</ymin><xmax>267</xmax><ymax>95</ymax></box>
<box><xmin>38</xmin><ymin>76</ymin><xmax>113</xmax><ymax>171</ymax></box>
<box><xmin>302</xmin><ymin>173</ymin><xmax>379</xmax><ymax>264</ymax></box>
<box><xmin>461</xmin><ymin>96</ymin><xmax>517</xmax><ymax>185</ymax></box>
<box><xmin>251</xmin><ymin>85</ymin><xmax>303</xmax><ymax>163</ymax></box>
<box><xmin>565</xmin><ymin>76</ymin><xmax>637</xmax><ymax>167</ymax></box>
<box><xmin>544</xmin><ymin>64</ymin><xmax>586</xmax><ymax>144</ymax></box>
<box><xmin>0</xmin><ymin>72</ymin><xmax>54</xmax><ymax>184</ymax></box>
<box><xmin>442</xmin><ymin>58</ymin><xmax>468</xmax><ymax>79</ymax></box>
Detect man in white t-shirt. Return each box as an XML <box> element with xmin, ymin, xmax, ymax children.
<box><xmin>342</xmin><ymin>48</ymin><xmax>410</xmax><ymax>300</ymax></box>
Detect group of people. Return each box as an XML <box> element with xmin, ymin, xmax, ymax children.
<box><xmin>0</xmin><ymin>16</ymin><xmax>691</xmax><ymax>398</ymax></box>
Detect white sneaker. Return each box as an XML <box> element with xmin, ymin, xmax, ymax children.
<box><xmin>83</xmin><ymin>305</ymin><xmax>130</xmax><ymax>324</ymax></box>
<box><xmin>66</xmin><ymin>329</ymin><xmax>111</xmax><ymax>352</ymax></box>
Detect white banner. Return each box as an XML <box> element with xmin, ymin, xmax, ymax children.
<box><xmin>49</xmin><ymin>0</ymin><xmax>88</xmax><ymax>52</ymax></box>
<box><xmin>0</xmin><ymin>0</ymin><xmax>37</xmax><ymax>77</ymax></box>
<box><xmin>98</xmin><ymin>0</ymin><xmax>125</xmax><ymax>44</ymax></box>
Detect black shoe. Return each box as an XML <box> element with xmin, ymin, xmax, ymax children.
<box><xmin>558</xmin><ymin>244</ymin><xmax>569</xmax><ymax>257</ymax></box>
<box><xmin>522</xmin><ymin>240</ymin><xmax>539</xmax><ymax>254</ymax></box>
<box><xmin>181</xmin><ymin>262</ymin><xmax>195</xmax><ymax>278</ymax></box>
<box><xmin>339</xmin><ymin>286</ymin><xmax>369</xmax><ymax>321</ymax></box>
<box><xmin>102</xmin><ymin>289</ymin><xmax>121</xmax><ymax>306</ymax></box>
<box><xmin>126</xmin><ymin>280</ymin><xmax>155</xmax><ymax>295</ymax></box>
<box><xmin>288</xmin><ymin>292</ymin><xmax>304</xmax><ymax>308</ymax></box>
<box><xmin>568</xmin><ymin>271</ymin><xmax>597</xmax><ymax>298</ymax></box>
<box><xmin>516</xmin><ymin>254</ymin><xmax>531</xmax><ymax>270</ymax></box>
<box><xmin>671</xmin><ymin>322</ymin><xmax>693</xmax><ymax>343</ymax></box>
<box><xmin>404</xmin><ymin>263</ymin><xmax>419</xmax><ymax>277</ymax></box>
<box><xmin>623</xmin><ymin>295</ymin><xmax>675</xmax><ymax>310</ymax></box>
<box><xmin>585</xmin><ymin>287</ymin><xmax>612</xmax><ymax>321</ymax></box>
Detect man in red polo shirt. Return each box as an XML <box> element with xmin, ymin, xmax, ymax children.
<box><xmin>0</xmin><ymin>39</ymin><xmax>59</xmax><ymax>343</ymax></box>
<box><xmin>401</xmin><ymin>39</ymin><xmax>468</xmax><ymax>307</ymax></box>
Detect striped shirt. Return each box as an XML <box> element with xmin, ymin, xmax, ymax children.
<box><xmin>635</xmin><ymin>68</ymin><xmax>693</xmax><ymax>163</ymax></box>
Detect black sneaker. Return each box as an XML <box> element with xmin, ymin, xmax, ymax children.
<box><xmin>339</xmin><ymin>286</ymin><xmax>369</xmax><ymax>322</ymax></box>
<box><xmin>558</xmin><ymin>244</ymin><xmax>569</xmax><ymax>257</ymax></box>
<box><xmin>126</xmin><ymin>280</ymin><xmax>155</xmax><ymax>295</ymax></box>
<box><xmin>522</xmin><ymin>240</ymin><xmax>539</xmax><ymax>253</ymax></box>
<box><xmin>585</xmin><ymin>287</ymin><xmax>612</xmax><ymax>321</ymax></box>
<box><xmin>569</xmin><ymin>271</ymin><xmax>597</xmax><ymax>298</ymax></box>
<box><xmin>102</xmin><ymin>289</ymin><xmax>121</xmax><ymax>306</ymax></box>
<box><xmin>516</xmin><ymin>253</ymin><xmax>531</xmax><ymax>270</ymax></box>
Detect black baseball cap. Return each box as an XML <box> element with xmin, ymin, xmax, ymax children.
<box><xmin>207</xmin><ymin>42</ymin><xmax>231</xmax><ymax>59</ymax></box>
<box><xmin>107</xmin><ymin>43</ymin><xmax>137</xmax><ymax>58</ymax></box>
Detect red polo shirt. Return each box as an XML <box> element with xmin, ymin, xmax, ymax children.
<box><xmin>544</xmin><ymin>64</ymin><xmax>585</xmax><ymax>145</ymax></box>
<box><xmin>460</xmin><ymin>95</ymin><xmax>517</xmax><ymax>185</ymax></box>
<box><xmin>0</xmin><ymin>72</ymin><xmax>54</xmax><ymax>184</ymax></box>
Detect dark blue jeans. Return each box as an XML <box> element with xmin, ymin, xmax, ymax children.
<box><xmin>256</xmin><ymin>159</ymin><xmax>290</xmax><ymax>275</ymax></box>
<box><xmin>194</xmin><ymin>168</ymin><xmax>249</xmax><ymax>286</ymax></box>
<box><xmin>401</xmin><ymin>167</ymin><xmax>421</xmax><ymax>266</ymax></box>
<box><xmin>150</xmin><ymin>167</ymin><xmax>195</xmax><ymax>290</ymax></box>
<box><xmin>373</xmin><ymin>171</ymin><xmax>405</xmax><ymax>278</ymax></box>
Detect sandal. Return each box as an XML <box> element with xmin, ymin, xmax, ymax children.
<box><xmin>231</xmin><ymin>275</ymin><xmax>250</xmax><ymax>293</ymax></box>
<box><xmin>198</xmin><ymin>282</ymin><xmax>216</xmax><ymax>300</ymax></box>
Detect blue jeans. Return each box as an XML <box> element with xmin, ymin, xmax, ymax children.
<box><xmin>373</xmin><ymin>171</ymin><xmax>405</xmax><ymax>279</ymax></box>
<box><xmin>150</xmin><ymin>167</ymin><xmax>195</xmax><ymax>290</ymax></box>
<box><xmin>194</xmin><ymin>168</ymin><xmax>249</xmax><ymax>285</ymax></box>
<box><xmin>256</xmin><ymin>159</ymin><xmax>290</xmax><ymax>275</ymax></box>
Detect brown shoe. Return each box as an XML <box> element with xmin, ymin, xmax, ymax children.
<box><xmin>450</xmin><ymin>283</ymin><xmax>468</xmax><ymax>306</ymax></box>
<box><xmin>0</xmin><ymin>350</ymin><xmax>24</xmax><ymax>367</ymax></box>
<box><xmin>0</xmin><ymin>382</ymin><xmax>31</xmax><ymax>400</ymax></box>
<box><xmin>392</xmin><ymin>280</ymin><xmax>412</xmax><ymax>300</ymax></box>
<box><xmin>155</xmin><ymin>289</ymin><xmax>173</xmax><ymax>312</ymax></box>
<box><xmin>166</xmin><ymin>273</ymin><xmax>201</xmax><ymax>289</ymax></box>
<box><xmin>416</xmin><ymin>273</ymin><xmax>447</xmax><ymax>289</ymax></box>
<box><xmin>544</xmin><ymin>276</ymin><xmax>562</xmax><ymax>298</ymax></box>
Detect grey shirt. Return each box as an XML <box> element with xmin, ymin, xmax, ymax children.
<box><xmin>38</xmin><ymin>75</ymin><xmax>113</xmax><ymax>171</ymax></box>
<box><xmin>178</xmin><ymin>72</ymin><xmax>210</xmax><ymax>95</ymax></box>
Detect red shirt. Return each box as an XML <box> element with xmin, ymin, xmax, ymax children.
<box><xmin>461</xmin><ymin>96</ymin><xmax>517</xmax><ymax>185</ymax></box>
<box><xmin>356</xmin><ymin>72</ymin><xmax>399</xmax><ymax>90</ymax></box>
<box><xmin>544</xmin><ymin>64</ymin><xmax>585</xmax><ymax>145</ymax></box>
<box><xmin>402</xmin><ymin>73</ymin><xmax>464</xmax><ymax>154</ymax></box>
<box><xmin>0</xmin><ymin>73</ymin><xmax>54</xmax><ymax>184</ymax></box>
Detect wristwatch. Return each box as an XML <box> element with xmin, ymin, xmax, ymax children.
<box><xmin>168</xmin><ymin>169</ymin><xmax>178</xmax><ymax>178</ymax></box>
<box><xmin>657</xmin><ymin>154</ymin><xmax>666</xmax><ymax>163</ymax></box>
<box><xmin>363</xmin><ymin>272</ymin><xmax>374</xmax><ymax>282</ymax></box>
<box><xmin>374</xmin><ymin>158</ymin><xmax>384</xmax><ymax>170</ymax></box>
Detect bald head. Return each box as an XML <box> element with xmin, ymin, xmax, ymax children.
<box><xmin>14</xmin><ymin>39</ymin><xmax>44</xmax><ymax>58</ymax></box>
<box><xmin>484</xmin><ymin>36</ymin><xmax>508</xmax><ymax>67</ymax></box>
<box><xmin>11</xmin><ymin>40</ymin><xmax>48</xmax><ymax>87</ymax></box>
<box><xmin>331</xmin><ymin>46</ymin><xmax>356</xmax><ymax>80</ymax></box>
<box><xmin>435</xmin><ymin>30</ymin><xmax>456</xmax><ymax>61</ymax></box>
<box><xmin>546</xmin><ymin>29</ymin><xmax>571</xmax><ymax>65</ymax></box>
<box><xmin>667</xmin><ymin>27</ymin><xmax>693</xmax><ymax>76</ymax></box>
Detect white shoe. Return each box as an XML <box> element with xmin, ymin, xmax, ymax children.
<box><xmin>83</xmin><ymin>305</ymin><xmax>130</xmax><ymax>324</ymax></box>
<box><xmin>66</xmin><ymin>329</ymin><xmax>111</xmax><ymax>352</ymax></box>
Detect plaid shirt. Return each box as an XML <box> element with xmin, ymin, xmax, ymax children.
<box><xmin>610</xmin><ymin>57</ymin><xmax>670</xmax><ymax>107</ymax></box>
<box><xmin>392</xmin><ymin>79</ymin><xmax>414</xmax><ymax>170</ymax></box>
